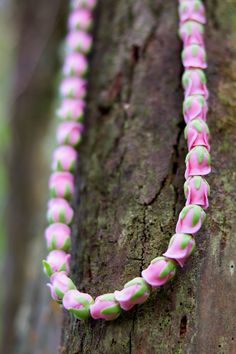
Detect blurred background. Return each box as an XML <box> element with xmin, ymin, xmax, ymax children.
<box><xmin>0</xmin><ymin>0</ymin><xmax>69</xmax><ymax>352</ymax></box>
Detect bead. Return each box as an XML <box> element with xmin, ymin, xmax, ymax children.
<box><xmin>141</xmin><ymin>257</ymin><xmax>177</xmax><ymax>288</ymax></box>
<box><xmin>184</xmin><ymin>119</ymin><xmax>210</xmax><ymax>151</ymax></box>
<box><xmin>47</xmin><ymin>272</ymin><xmax>76</xmax><ymax>302</ymax></box>
<box><xmin>68</xmin><ymin>9</ymin><xmax>92</xmax><ymax>31</ymax></box>
<box><xmin>63</xmin><ymin>53</ymin><xmax>88</xmax><ymax>76</ymax></box>
<box><xmin>66</xmin><ymin>30</ymin><xmax>92</xmax><ymax>54</ymax></box>
<box><xmin>179</xmin><ymin>20</ymin><xmax>204</xmax><ymax>46</ymax></box>
<box><xmin>49</xmin><ymin>172</ymin><xmax>74</xmax><ymax>199</ymax></box>
<box><xmin>182</xmin><ymin>69</ymin><xmax>208</xmax><ymax>98</ymax></box>
<box><xmin>163</xmin><ymin>234</ymin><xmax>196</xmax><ymax>267</ymax></box>
<box><xmin>185</xmin><ymin>146</ymin><xmax>211</xmax><ymax>179</ymax></box>
<box><xmin>182</xmin><ymin>44</ymin><xmax>207</xmax><ymax>69</ymax></box>
<box><xmin>47</xmin><ymin>198</ymin><xmax>74</xmax><ymax>225</ymax></box>
<box><xmin>114</xmin><ymin>277</ymin><xmax>151</xmax><ymax>311</ymax></box>
<box><xmin>43</xmin><ymin>250</ymin><xmax>70</xmax><ymax>276</ymax></box>
<box><xmin>63</xmin><ymin>289</ymin><xmax>94</xmax><ymax>320</ymax></box>
<box><xmin>45</xmin><ymin>223</ymin><xmax>71</xmax><ymax>251</ymax></box>
<box><xmin>52</xmin><ymin>145</ymin><xmax>77</xmax><ymax>172</ymax></box>
<box><xmin>57</xmin><ymin>121</ymin><xmax>84</xmax><ymax>146</ymax></box>
<box><xmin>60</xmin><ymin>77</ymin><xmax>87</xmax><ymax>99</ymax></box>
<box><xmin>90</xmin><ymin>294</ymin><xmax>121</xmax><ymax>320</ymax></box>
<box><xmin>183</xmin><ymin>95</ymin><xmax>207</xmax><ymax>123</ymax></box>
<box><xmin>179</xmin><ymin>0</ymin><xmax>206</xmax><ymax>24</ymax></box>
<box><xmin>184</xmin><ymin>176</ymin><xmax>210</xmax><ymax>209</ymax></box>
<box><xmin>176</xmin><ymin>204</ymin><xmax>206</xmax><ymax>234</ymax></box>
<box><xmin>57</xmin><ymin>99</ymin><xmax>85</xmax><ymax>121</ymax></box>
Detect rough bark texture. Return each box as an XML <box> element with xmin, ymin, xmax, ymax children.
<box><xmin>1</xmin><ymin>1</ymin><xmax>67</xmax><ymax>353</ymax></box>
<box><xmin>59</xmin><ymin>0</ymin><xmax>236</xmax><ymax>353</ymax></box>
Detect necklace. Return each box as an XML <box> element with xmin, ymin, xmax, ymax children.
<box><xmin>43</xmin><ymin>0</ymin><xmax>211</xmax><ymax>321</ymax></box>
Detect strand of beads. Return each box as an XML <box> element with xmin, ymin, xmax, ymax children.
<box><xmin>42</xmin><ymin>0</ymin><xmax>97</xmax><ymax>313</ymax></box>
<box><xmin>42</xmin><ymin>0</ymin><xmax>211</xmax><ymax>321</ymax></box>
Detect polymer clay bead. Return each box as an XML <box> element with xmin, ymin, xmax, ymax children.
<box><xmin>63</xmin><ymin>290</ymin><xmax>94</xmax><ymax>320</ymax></box>
<box><xmin>183</xmin><ymin>95</ymin><xmax>207</xmax><ymax>123</ymax></box>
<box><xmin>185</xmin><ymin>146</ymin><xmax>211</xmax><ymax>179</ymax></box>
<box><xmin>66</xmin><ymin>30</ymin><xmax>92</xmax><ymax>54</ymax></box>
<box><xmin>176</xmin><ymin>204</ymin><xmax>206</xmax><ymax>234</ymax></box>
<box><xmin>60</xmin><ymin>77</ymin><xmax>87</xmax><ymax>99</ymax></box>
<box><xmin>48</xmin><ymin>272</ymin><xmax>76</xmax><ymax>302</ymax></box>
<box><xmin>141</xmin><ymin>257</ymin><xmax>177</xmax><ymax>287</ymax></box>
<box><xmin>179</xmin><ymin>20</ymin><xmax>204</xmax><ymax>46</ymax></box>
<box><xmin>90</xmin><ymin>294</ymin><xmax>121</xmax><ymax>320</ymax></box>
<box><xmin>184</xmin><ymin>176</ymin><xmax>210</xmax><ymax>209</ymax></box>
<box><xmin>52</xmin><ymin>145</ymin><xmax>77</xmax><ymax>172</ymax></box>
<box><xmin>63</xmin><ymin>52</ymin><xmax>88</xmax><ymax>76</ymax></box>
<box><xmin>68</xmin><ymin>9</ymin><xmax>92</xmax><ymax>31</ymax></box>
<box><xmin>179</xmin><ymin>0</ymin><xmax>206</xmax><ymax>24</ymax></box>
<box><xmin>47</xmin><ymin>198</ymin><xmax>74</xmax><ymax>225</ymax></box>
<box><xmin>114</xmin><ymin>277</ymin><xmax>151</xmax><ymax>311</ymax></box>
<box><xmin>182</xmin><ymin>44</ymin><xmax>207</xmax><ymax>69</ymax></box>
<box><xmin>57</xmin><ymin>99</ymin><xmax>85</xmax><ymax>121</ymax></box>
<box><xmin>57</xmin><ymin>121</ymin><xmax>84</xmax><ymax>146</ymax></box>
<box><xmin>45</xmin><ymin>223</ymin><xmax>71</xmax><ymax>251</ymax></box>
<box><xmin>49</xmin><ymin>172</ymin><xmax>74</xmax><ymax>199</ymax></box>
<box><xmin>184</xmin><ymin>119</ymin><xmax>210</xmax><ymax>151</ymax></box>
<box><xmin>163</xmin><ymin>234</ymin><xmax>196</xmax><ymax>267</ymax></box>
<box><xmin>43</xmin><ymin>250</ymin><xmax>71</xmax><ymax>276</ymax></box>
<box><xmin>182</xmin><ymin>69</ymin><xmax>208</xmax><ymax>98</ymax></box>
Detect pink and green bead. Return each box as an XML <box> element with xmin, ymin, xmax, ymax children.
<box><xmin>184</xmin><ymin>119</ymin><xmax>210</xmax><ymax>151</ymax></box>
<box><xmin>176</xmin><ymin>204</ymin><xmax>206</xmax><ymax>234</ymax></box>
<box><xmin>185</xmin><ymin>145</ymin><xmax>211</xmax><ymax>179</ymax></box>
<box><xmin>114</xmin><ymin>277</ymin><xmax>151</xmax><ymax>311</ymax></box>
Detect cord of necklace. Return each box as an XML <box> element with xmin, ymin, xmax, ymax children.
<box><xmin>42</xmin><ymin>0</ymin><xmax>211</xmax><ymax>321</ymax></box>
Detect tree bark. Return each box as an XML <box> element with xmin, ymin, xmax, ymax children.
<box><xmin>58</xmin><ymin>0</ymin><xmax>236</xmax><ymax>353</ymax></box>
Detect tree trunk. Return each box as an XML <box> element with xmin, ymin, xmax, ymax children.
<box><xmin>56</xmin><ymin>0</ymin><xmax>236</xmax><ymax>353</ymax></box>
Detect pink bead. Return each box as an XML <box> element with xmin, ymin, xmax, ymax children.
<box><xmin>63</xmin><ymin>53</ymin><xmax>88</xmax><ymax>76</ymax></box>
<box><xmin>163</xmin><ymin>234</ymin><xmax>196</xmax><ymax>267</ymax></box>
<box><xmin>141</xmin><ymin>257</ymin><xmax>177</xmax><ymax>288</ymax></box>
<box><xmin>185</xmin><ymin>146</ymin><xmax>211</xmax><ymax>179</ymax></box>
<box><xmin>68</xmin><ymin>9</ymin><xmax>92</xmax><ymax>31</ymax></box>
<box><xmin>179</xmin><ymin>21</ymin><xmax>204</xmax><ymax>46</ymax></box>
<box><xmin>66</xmin><ymin>30</ymin><xmax>92</xmax><ymax>54</ymax></box>
<box><xmin>183</xmin><ymin>95</ymin><xmax>208</xmax><ymax>123</ymax></box>
<box><xmin>184</xmin><ymin>176</ymin><xmax>210</xmax><ymax>209</ymax></box>
<box><xmin>182</xmin><ymin>69</ymin><xmax>209</xmax><ymax>98</ymax></box>
<box><xmin>57</xmin><ymin>121</ymin><xmax>84</xmax><ymax>146</ymax></box>
<box><xmin>60</xmin><ymin>77</ymin><xmax>87</xmax><ymax>99</ymax></box>
<box><xmin>179</xmin><ymin>0</ymin><xmax>206</xmax><ymax>24</ymax></box>
<box><xmin>57</xmin><ymin>99</ymin><xmax>85</xmax><ymax>121</ymax></box>
<box><xmin>47</xmin><ymin>198</ymin><xmax>74</xmax><ymax>224</ymax></box>
<box><xmin>182</xmin><ymin>44</ymin><xmax>207</xmax><ymax>69</ymax></box>
<box><xmin>63</xmin><ymin>289</ymin><xmax>94</xmax><ymax>320</ymax></box>
<box><xmin>49</xmin><ymin>172</ymin><xmax>74</xmax><ymax>199</ymax></box>
<box><xmin>114</xmin><ymin>277</ymin><xmax>150</xmax><ymax>311</ymax></box>
<box><xmin>184</xmin><ymin>119</ymin><xmax>210</xmax><ymax>151</ymax></box>
<box><xmin>176</xmin><ymin>204</ymin><xmax>206</xmax><ymax>234</ymax></box>
<box><xmin>43</xmin><ymin>250</ymin><xmax>70</xmax><ymax>276</ymax></box>
<box><xmin>45</xmin><ymin>223</ymin><xmax>71</xmax><ymax>251</ymax></box>
<box><xmin>90</xmin><ymin>294</ymin><xmax>121</xmax><ymax>321</ymax></box>
<box><xmin>71</xmin><ymin>0</ymin><xmax>96</xmax><ymax>10</ymax></box>
<box><xmin>52</xmin><ymin>145</ymin><xmax>77</xmax><ymax>172</ymax></box>
<box><xmin>47</xmin><ymin>272</ymin><xmax>75</xmax><ymax>301</ymax></box>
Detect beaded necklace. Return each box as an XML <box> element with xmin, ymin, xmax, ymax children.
<box><xmin>43</xmin><ymin>0</ymin><xmax>211</xmax><ymax>321</ymax></box>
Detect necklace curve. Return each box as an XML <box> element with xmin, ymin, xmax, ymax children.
<box><xmin>42</xmin><ymin>0</ymin><xmax>211</xmax><ymax>321</ymax></box>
